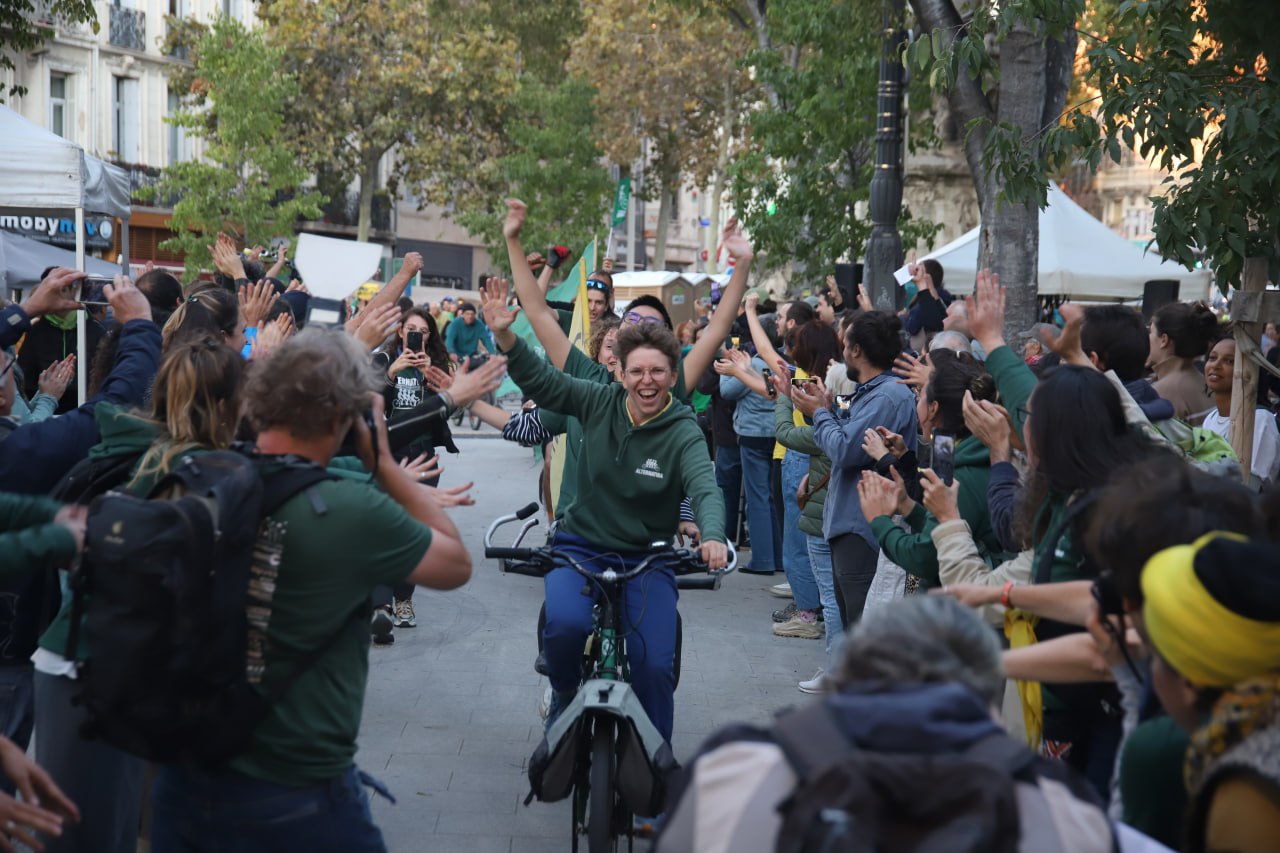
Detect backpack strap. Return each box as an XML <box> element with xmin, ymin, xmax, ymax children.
<box><xmin>1033</xmin><ymin>492</ymin><xmax>1097</xmax><ymax>586</ymax></box>
<box><xmin>772</xmin><ymin>702</ymin><xmax>852</xmax><ymax>780</ymax></box>
<box><xmin>255</xmin><ymin>459</ymin><xmax>362</xmax><ymax>705</ymax></box>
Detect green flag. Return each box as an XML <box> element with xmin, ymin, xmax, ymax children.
<box><xmin>494</xmin><ymin>238</ymin><xmax>598</xmax><ymax>399</ymax></box>
<box><xmin>611</xmin><ymin>178</ymin><xmax>631</xmax><ymax>228</ymax></box>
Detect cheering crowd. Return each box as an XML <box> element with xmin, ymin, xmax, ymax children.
<box><xmin>0</xmin><ymin>193</ymin><xmax>1276</xmax><ymax>853</ymax></box>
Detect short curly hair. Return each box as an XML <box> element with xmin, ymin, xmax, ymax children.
<box><xmin>615</xmin><ymin>322</ymin><xmax>681</xmax><ymax>371</ymax></box>
<box><xmin>243</xmin><ymin>328</ymin><xmax>380</xmax><ymax>439</ymax></box>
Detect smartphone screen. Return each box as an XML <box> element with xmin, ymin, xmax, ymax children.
<box><xmin>406</xmin><ymin>330</ymin><xmax>424</xmax><ymax>352</ymax></box>
<box><xmin>932</xmin><ymin>432</ymin><xmax>956</xmax><ymax>486</ymax></box>
<box><xmin>77</xmin><ymin>277</ymin><xmax>112</xmax><ymax>306</ymax></box>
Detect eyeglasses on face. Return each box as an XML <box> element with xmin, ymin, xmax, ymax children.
<box><xmin>586</xmin><ymin>279</ymin><xmax>611</xmax><ymax>292</ymax></box>
<box><xmin>624</xmin><ymin>366</ymin><xmax>671</xmax><ymax>381</ymax></box>
<box><xmin>623</xmin><ymin>311</ymin><xmax>664</xmax><ymax>326</ymax></box>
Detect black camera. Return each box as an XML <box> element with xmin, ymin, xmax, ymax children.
<box><xmin>336</xmin><ymin>407</ymin><xmax>379</xmax><ymax>461</ymax></box>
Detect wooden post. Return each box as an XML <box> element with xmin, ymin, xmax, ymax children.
<box><xmin>1230</xmin><ymin>257</ymin><xmax>1268</xmax><ymax>486</ymax></box>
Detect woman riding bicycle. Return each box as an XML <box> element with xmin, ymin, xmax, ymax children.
<box><xmin>487</xmin><ymin>281</ymin><xmax>727</xmax><ymax>744</ymax></box>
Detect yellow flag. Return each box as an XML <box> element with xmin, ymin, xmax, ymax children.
<box><xmin>548</xmin><ymin>239</ymin><xmax>597</xmax><ymax>516</ymax></box>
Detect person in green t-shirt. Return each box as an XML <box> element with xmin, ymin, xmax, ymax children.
<box><xmin>149</xmin><ymin>329</ymin><xmax>478</xmax><ymax>852</ymax></box>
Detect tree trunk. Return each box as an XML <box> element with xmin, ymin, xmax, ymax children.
<box><xmin>706</xmin><ymin>83</ymin><xmax>735</xmax><ymax>274</ymax></box>
<box><xmin>654</xmin><ymin>170</ymin><xmax>674</xmax><ymax>271</ymax></box>
<box><xmin>356</xmin><ymin>155</ymin><xmax>379</xmax><ymax>244</ymax></box>
<box><xmin>910</xmin><ymin>0</ymin><xmax>1075</xmax><ymax>340</ymax></box>
<box><xmin>1230</xmin><ymin>257</ymin><xmax>1268</xmax><ymax>485</ymax></box>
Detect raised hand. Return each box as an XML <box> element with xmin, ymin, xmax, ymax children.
<box><xmin>894</xmin><ymin>350</ymin><xmax>932</xmax><ymax>390</ymax></box>
<box><xmin>1040</xmin><ymin>303</ymin><xmax>1091</xmax><ymax>367</ymax></box>
<box><xmin>353</xmin><ymin>302</ymin><xmax>401</xmax><ymax>353</ymax></box>
<box><xmin>22</xmin><ymin>268</ymin><xmax>85</xmax><ymax>318</ymax></box>
<box><xmin>37</xmin><ymin>355</ymin><xmax>75</xmax><ymax>400</ymax></box>
<box><xmin>480</xmin><ymin>277</ymin><xmax>520</xmax><ymax>332</ymax></box>
<box><xmin>104</xmin><ymin>275</ymin><xmax>150</xmax><ymax>325</ymax></box>
<box><xmin>919</xmin><ymin>468</ymin><xmax>961</xmax><ymax>522</ymax></box>
<box><xmin>721</xmin><ymin>217</ymin><xmax>754</xmax><ymax>263</ymax></box>
<box><xmin>965</xmin><ymin>268</ymin><xmax>1006</xmax><ymax>354</ymax></box>
<box><xmin>745</xmin><ymin>291</ymin><xmax>759</xmax><ymax>313</ymax></box>
<box><xmin>857</xmin><ymin>472</ymin><xmax>900</xmax><ymax>522</ymax></box>
<box><xmin>400</xmin><ymin>252</ymin><xmax>424</xmax><ymax>278</ymax></box>
<box><xmin>791</xmin><ymin>375</ymin><xmax>833</xmax><ymax>417</ymax></box>
<box><xmin>448</xmin><ymin>355</ymin><xmax>508</xmax><ymax>409</ymax></box>
<box><xmin>503</xmin><ymin>198</ymin><xmax>528</xmax><ymax>240</ymax></box>
<box><xmin>961</xmin><ymin>390</ymin><xmax>1019</xmax><ymax>459</ymax></box>
<box><xmin>209</xmin><ymin>232</ymin><xmax>246</xmax><ymax>280</ymax></box>
<box><xmin>238</xmin><ymin>279</ymin><xmax>278</xmax><ymax>328</ymax></box>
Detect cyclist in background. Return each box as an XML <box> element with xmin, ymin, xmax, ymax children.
<box><xmin>485</xmin><ymin>282</ymin><xmax>727</xmax><ymax>745</ymax></box>
<box><xmin>444</xmin><ymin>301</ymin><xmax>494</xmax><ymax>367</ymax></box>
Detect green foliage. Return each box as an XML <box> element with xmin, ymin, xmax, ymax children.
<box><xmin>141</xmin><ymin>16</ymin><xmax>324</xmax><ymax>281</ymax></box>
<box><xmin>915</xmin><ymin>0</ymin><xmax>1280</xmax><ymax>290</ymax></box>
<box><xmin>729</xmin><ymin>0</ymin><xmax>940</xmax><ymax>278</ymax></box>
<box><xmin>454</xmin><ymin>76</ymin><xmax>613</xmax><ymax>265</ymax></box>
<box><xmin>0</xmin><ymin>0</ymin><xmax>98</xmax><ymax>99</ymax></box>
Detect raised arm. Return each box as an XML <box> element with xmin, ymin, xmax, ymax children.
<box><xmin>365</xmin><ymin>252</ymin><xmax>424</xmax><ymax>315</ymax></box>
<box><xmin>502</xmin><ymin>199</ymin><xmax>572</xmax><ymax>369</ymax></box>
<box><xmin>742</xmin><ymin>292</ymin><xmax>783</xmax><ymax>370</ymax></box>
<box><xmin>681</xmin><ymin>220</ymin><xmax>753</xmax><ymax>394</ymax></box>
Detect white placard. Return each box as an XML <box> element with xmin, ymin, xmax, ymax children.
<box><xmin>293</xmin><ymin>233</ymin><xmax>384</xmax><ymax>301</ymax></box>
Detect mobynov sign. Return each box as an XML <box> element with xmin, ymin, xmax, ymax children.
<box><xmin>0</xmin><ymin>211</ymin><xmax>115</xmax><ymax>249</ymax></box>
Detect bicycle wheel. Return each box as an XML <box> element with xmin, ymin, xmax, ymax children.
<box><xmin>588</xmin><ymin>716</ymin><xmax>617</xmax><ymax>853</ymax></box>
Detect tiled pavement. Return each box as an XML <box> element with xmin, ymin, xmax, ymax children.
<box><xmin>357</xmin><ymin>436</ymin><xmax>825</xmax><ymax>852</ymax></box>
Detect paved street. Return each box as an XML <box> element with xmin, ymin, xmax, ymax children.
<box><xmin>356</xmin><ymin>434</ymin><xmax>826</xmax><ymax>852</ymax></box>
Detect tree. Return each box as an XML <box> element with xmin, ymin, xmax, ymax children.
<box><xmin>568</xmin><ymin>0</ymin><xmax>754</xmax><ymax>269</ymax></box>
<box><xmin>258</xmin><ymin>0</ymin><xmax>519</xmax><ymax>242</ymax></box>
<box><xmin>989</xmin><ymin>0</ymin><xmax>1280</xmax><ymax>477</ymax></box>
<box><xmin>1</xmin><ymin>0</ymin><xmax>96</xmax><ymax>99</ymax></box>
<box><xmin>454</xmin><ymin>76</ymin><xmax>613</xmax><ymax>265</ymax></box>
<box><xmin>725</xmin><ymin>0</ymin><xmax>940</xmax><ymax>285</ymax></box>
<box><xmin>145</xmin><ymin>16</ymin><xmax>324</xmax><ymax>281</ymax></box>
<box><xmin>906</xmin><ymin>0</ymin><xmax>1079</xmax><ymax>335</ymax></box>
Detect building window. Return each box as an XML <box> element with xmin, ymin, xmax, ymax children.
<box><xmin>49</xmin><ymin>73</ymin><xmax>68</xmax><ymax>138</ymax></box>
<box><xmin>167</xmin><ymin>89</ymin><xmax>183</xmax><ymax>164</ymax></box>
<box><xmin>113</xmin><ymin>76</ymin><xmax>140</xmax><ymax>163</ymax></box>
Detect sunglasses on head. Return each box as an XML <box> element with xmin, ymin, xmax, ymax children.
<box><xmin>623</xmin><ymin>311</ymin><xmax>664</xmax><ymax>326</ymax></box>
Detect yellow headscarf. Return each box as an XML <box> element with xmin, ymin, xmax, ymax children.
<box><xmin>1142</xmin><ymin>532</ymin><xmax>1280</xmax><ymax>688</ymax></box>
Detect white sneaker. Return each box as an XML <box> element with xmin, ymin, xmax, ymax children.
<box><xmin>393</xmin><ymin>598</ymin><xmax>417</xmax><ymax>628</ymax></box>
<box><xmin>768</xmin><ymin>582</ymin><xmax>793</xmax><ymax>599</ymax></box>
<box><xmin>537</xmin><ymin>684</ymin><xmax>553</xmax><ymax>721</ymax></box>
<box><xmin>798</xmin><ymin>669</ymin><xmax>827</xmax><ymax>694</ymax></box>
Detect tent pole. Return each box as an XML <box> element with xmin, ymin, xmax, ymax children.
<box><xmin>76</xmin><ymin>207</ymin><xmax>86</xmax><ymax>406</ymax></box>
<box><xmin>120</xmin><ymin>218</ymin><xmax>130</xmax><ymax>274</ymax></box>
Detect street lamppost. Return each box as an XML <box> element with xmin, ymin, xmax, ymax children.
<box><xmin>863</xmin><ymin>0</ymin><xmax>907</xmax><ymax>312</ymax></box>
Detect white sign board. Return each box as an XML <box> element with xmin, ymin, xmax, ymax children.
<box><xmin>293</xmin><ymin>233</ymin><xmax>384</xmax><ymax>301</ymax></box>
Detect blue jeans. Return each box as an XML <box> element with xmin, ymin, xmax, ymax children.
<box><xmin>151</xmin><ymin>764</ymin><xmax>389</xmax><ymax>853</ymax></box>
<box><xmin>542</xmin><ymin>532</ymin><xmax>679</xmax><ymax>742</ymax></box>
<box><xmin>737</xmin><ymin>438</ymin><xmax>778</xmax><ymax>573</ymax></box>
<box><xmin>805</xmin><ymin>536</ymin><xmax>844</xmax><ymax>667</ymax></box>
<box><xmin>780</xmin><ymin>452</ymin><xmax>819</xmax><ymax>610</ymax></box>
<box><xmin>714</xmin><ymin>443</ymin><xmax>742</xmax><ymax>543</ymax></box>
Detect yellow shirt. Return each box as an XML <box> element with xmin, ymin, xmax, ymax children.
<box><xmin>773</xmin><ymin>366</ymin><xmax>809</xmax><ymax>458</ymax></box>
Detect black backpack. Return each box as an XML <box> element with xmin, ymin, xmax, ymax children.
<box><xmin>68</xmin><ymin>449</ymin><xmax>353</xmax><ymax>765</ymax></box>
<box><xmin>770</xmin><ymin>701</ymin><xmax>1088</xmax><ymax>853</ymax></box>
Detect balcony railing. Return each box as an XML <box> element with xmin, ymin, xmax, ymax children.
<box><xmin>112</xmin><ymin>160</ymin><xmax>182</xmax><ymax>208</ymax></box>
<box><xmin>109</xmin><ymin>5</ymin><xmax>146</xmax><ymax>52</ymax></box>
<box><xmin>28</xmin><ymin>0</ymin><xmax>95</xmax><ymax>37</ymax></box>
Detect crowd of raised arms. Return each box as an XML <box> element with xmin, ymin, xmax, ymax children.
<box><xmin>0</xmin><ymin>196</ymin><xmax>1275</xmax><ymax>853</ymax></box>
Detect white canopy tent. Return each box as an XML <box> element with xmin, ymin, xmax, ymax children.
<box><xmin>0</xmin><ymin>104</ymin><xmax>133</xmax><ymax>402</ymax></box>
<box><xmin>899</xmin><ymin>184</ymin><xmax>1211</xmax><ymax>301</ymax></box>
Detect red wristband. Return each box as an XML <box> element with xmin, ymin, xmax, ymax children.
<box><xmin>1001</xmin><ymin>581</ymin><xmax>1016</xmax><ymax>609</ymax></box>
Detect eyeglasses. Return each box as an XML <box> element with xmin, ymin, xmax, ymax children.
<box><xmin>0</xmin><ymin>354</ymin><xmax>14</xmax><ymax>382</ymax></box>
<box><xmin>624</xmin><ymin>367</ymin><xmax>671</xmax><ymax>381</ymax></box>
<box><xmin>623</xmin><ymin>311</ymin><xmax>664</xmax><ymax>326</ymax></box>
<box><xmin>586</xmin><ymin>279</ymin><xmax>611</xmax><ymax>292</ymax></box>
<box><xmin>1016</xmin><ymin>405</ymin><xmax>1031</xmax><ymax>422</ymax></box>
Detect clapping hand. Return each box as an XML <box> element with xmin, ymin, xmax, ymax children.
<box><xmin>238</xmin><ymin>280</ymin><xmax>278</xmax><ymax>328</ymax></box>
<box><xmin>791</xmin><ymin>375</ymin><xmax>833</xmax><ymax>417</ymax></box>
<box><xmin>352</xmin><ymin>303</ymin><xmax>401</xmax><ymax>353</ymax></box>
<box><xmin>919</xmin><ymin>468</ymin><xmax>961</xmax><ymax>523</ymax></box>
<box><xmin>37</xmin><ymin>355</ymin><xmax>75</xmax><ymax>400</ymax></box>
<box><xmin>399</xmin><ymin>453</ymin><xmax>442</xmax><ymax>483</ymax></box>
<box><xmin>894</xmin><ymin>350</ymin><xmax>932</xmax><ymax>390</ymax></box>
<box><xmin>857</xmin><ymin>473</ymin><xmax>901</xmax><ymax>522</ymax></box>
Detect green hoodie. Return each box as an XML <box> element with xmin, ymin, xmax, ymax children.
<box><xmin>870</xmin><ymin>434</ymin><xmax>1000</xmax><ymax>586</ymax></box>
<box><xmin>505</xmin><ymin>337</ymin><xmax>724</xmax><ymax>549</ymax></box>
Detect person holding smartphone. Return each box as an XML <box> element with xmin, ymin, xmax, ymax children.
<box><xmin>371</xmin><ymin>306</ymin><xmax>456</xmax><ymax>639</ymax></box>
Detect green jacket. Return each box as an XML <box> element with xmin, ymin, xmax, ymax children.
<box><xmin>505</xmin><ymin>337</ymin><xmax>725</xmax><ymax>549</ymax></box>
<box><xmin>39</xmin><ymin>403</ymin><xmax>165</xmax><ymax>660</ymax></box>
<box><xmin>870</xmin><ymin>435</ymin><xmax>999</xmax><ymax>586</ymax></box>
<box><xmin>0</xmin><ymin>492</ymin><xmax>76</xmax><ymax>577</ymax></box>
<box><xmin>774</xmin><ymin>396</ymin><xmax>829</xmax><ymax>538</ymax></box>
<box><xmin>983</xmin><ymin>344</ymin><xmax>1085</xmax><ymax>582</ymax></box>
